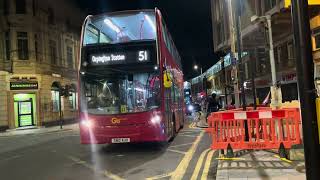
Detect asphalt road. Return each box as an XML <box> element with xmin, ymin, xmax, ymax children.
<box><xmin>0</xmin><ymin>116</ymin><xmax>218</xmax><ymax>180</ymax></box>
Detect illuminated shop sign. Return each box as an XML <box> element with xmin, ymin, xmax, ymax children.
<box><xmin>90</xmin><ymin>50</ymin><xmax>151</xmax><ymax>65</ymax></box>
<box><xmin>10</xmin><ymin>82</ymin><xmax>38</xmax><ymax>90</ymax></box>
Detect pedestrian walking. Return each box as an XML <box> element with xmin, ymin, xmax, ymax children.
<box><xmin>206</xmin><ymin>93</ymin><xmax>221</xmax><ymax>122</ymax></box>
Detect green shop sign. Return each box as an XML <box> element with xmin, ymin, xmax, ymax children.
<box><xmin>10</xmin><ymin>82</ymin><xmax>38</xmax><ymax>90</ymax></box>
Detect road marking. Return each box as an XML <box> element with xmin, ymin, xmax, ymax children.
<box><xmin>179</xmin><ymin>134</ymin><xmax>198</xmax><ymax>137</ymax></box>
<box><xmin>167</xmin><ymin>149</ymin><xmax>187</xmax><ymax>155</ymax></box>
<box><xmin>145</xmin><ymin>173</ymin><xmax>173</xmax><ymax>180</ymax></box>
<box><xmin>67</xmin><ymin>155</ymin><xmax>125</xmax><ymax>180</ymax></box>
<box><xmin>188</xmin><ymin>122</ymin><xmax>195</xmax><ymax>128</ymax></box>
<box><xmin>104</xmin><ymin>171</ymin><xmax>125</xmax><ymax>180</ymax></box>
<box><xmin>170</xmin><ymin>131</ymin><xmax>204</xmax><ymax>180</ymax></box>
<box><xmin>180</xmin><ymin>129</ymin><xmax>202</xmax><ymax>132</ymax></box>
<box><xmin>170</xmin><ymin>142</ymin><xmax>194</xmax><ymax>148</ymax></box>
<box><xmin>201</xmin><ymin>150</ymin><xmax>214</xmax><ymax>180</ymax></box>
<box><xmin>274</xmin><ymin>155</ymin><xmax>293</xmax><ymax>163</ymax></box>
<box><xmin>216</xmin><ymin>157</ymin><xmax>245</xmax><ymax>160</ymax></box>
<box><xmin>190</xmin><ymin>148</ymin><xmax>210</xmax><ymax>180</ymax></box>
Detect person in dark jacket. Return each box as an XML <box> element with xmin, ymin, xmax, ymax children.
<box><xmin>206</xmin><ymin>93</ymin><xmax>221</xmax><ymax>121</ymax></box>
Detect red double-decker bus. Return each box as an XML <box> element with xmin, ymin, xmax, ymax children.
<box><xmin>78</xmin><ymin>9</ymin><xmax>184</xmax><ymax>144</ymax></box>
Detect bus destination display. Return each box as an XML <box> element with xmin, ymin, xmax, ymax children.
<box><xmin>90</xmin><ymin>50</ymin><xmax>151</xmax><ymax>65</ymax></box>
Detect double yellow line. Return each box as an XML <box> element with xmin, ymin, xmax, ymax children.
<box><xmin>189</xmin><ymin>122</ymin><xmax>197</xmax><ymax>129</ymax></box>
<box><xmin>191</xmin><ymin>148</ymin><xmax>215</xmax><ymax>180</ymax></box>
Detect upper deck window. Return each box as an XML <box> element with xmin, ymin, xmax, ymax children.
<box><xmin>83</xmin><ymin>11</ymin><xmax>156</xmax><ymax>46</ymax></box>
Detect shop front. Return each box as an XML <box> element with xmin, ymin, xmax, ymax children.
<box><xmin>9</xmin><ymin>81</ymin><xmax>39</xmax><ymax>128</ymax></box>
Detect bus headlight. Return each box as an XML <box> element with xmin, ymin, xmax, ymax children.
<box><xmin>81</xmin><ymin>120</ymin><xmax>93</xmax><ymax>128</ymax></box>
<box><xmin>151</xmin><ymin>115</ymin><xmax>161</xmax><ymax>124</ymax></box>
<box><xmin>188</xmin><ymin>105</ymin><xmax>194</xmax><ymax>111</ymax></box>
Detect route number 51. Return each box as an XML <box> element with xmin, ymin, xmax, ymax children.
<box><xmin>138</xmin><ymin>51</ymin><xmax>148</xmax><ymax>61</ymax></box>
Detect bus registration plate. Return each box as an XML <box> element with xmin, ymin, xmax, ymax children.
<box><xmin>111</xmin><ymin>138</ymin><xmax>130</xmax><ymax>143</ymax></box>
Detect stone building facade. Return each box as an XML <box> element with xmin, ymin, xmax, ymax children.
<box><xmin>0</xmin><ymin>0</ymin><xmax>85</xmax><ymax>130</ymax></box>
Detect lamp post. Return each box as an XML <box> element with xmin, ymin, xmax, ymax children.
<box><xmin>251</xmin><ymin>14</ymin><xmax>281</xmax><ymax>108</ymax></box>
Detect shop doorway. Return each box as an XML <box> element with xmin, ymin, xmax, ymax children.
<box><xmin>14</xmin><ymin>94</ymin><xmax>37</xmax><ymax>128</ymax></box>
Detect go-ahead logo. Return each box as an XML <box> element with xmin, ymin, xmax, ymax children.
<box><xmin>111</xmin><ymin>117</ymin><xmax>126</xmax><ymax>124</ymax></box>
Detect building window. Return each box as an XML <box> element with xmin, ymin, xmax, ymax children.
<box><xmin>17</xmin><ymin>32</ymin><xmax>29</xmax><ymax>60</ymax></box>
<box><xmin>51</xmin><ymin>82</ymin><xmax>61</xmax><ymax>112</ymax></box>
<box><xmin>66</xmin><ymin>46</ymin><xmax>73</xmax><ymax>68</ymax></box>
<box><xmin>49</xmin><ymin>40</ymin><xmax>57</xmax><ymax>64</ymax></box>
<box><xmin>69</xmin><ymin>92</ymin><xmax>77</xmax><ymax>110</ymax></box>
<box><xmin>5</xmin><ymin>32</ymin><xmax>10</xmax><ymax>61</ymax></box>
<box><xmin>315</xmin><ymin>34</ymin><xmax>320</xmax><ymax>50</ymax></box>
<box><xmin>51</xmin><ymin>90</ymin><xmax>60</xmax><ymax>112</ymax></box>
<box><xmin>16</xmin><ymin>0</ymin><xmax>26</xmax><ymax>14</ymax></box>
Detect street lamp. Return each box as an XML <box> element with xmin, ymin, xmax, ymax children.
<box><xmin>251</xmin><ymin>14</ymin><xmax>281</xmax><ymax>108</ymax></box>
<box><xmin>194</xmin><ymin>64</ymin><xmax>204</xmax><ymax>95</ymax></box>
<box><xmin>193</xmin><ymin>64</ymin><xmax>203</xmax><ymax>74</ymax></box>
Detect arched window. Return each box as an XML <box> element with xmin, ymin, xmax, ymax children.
<box><xmin>51</xmin><ymin>82</ymin><xmax>61</xmax><ymax>112</ymax></box>
<box><xmin>68</xmin><ymin>84</ymin><xmax>77</xmax><ymax>110</ymax></box>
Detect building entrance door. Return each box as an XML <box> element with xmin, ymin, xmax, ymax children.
<box><xmin>17</xmin><ymin>99</ymin><xmax>34</xmax><ymax>127</ymax></box>
<box><xmin>14</xmin><ymin>94</ymin><xmax>37</xmax><ymax>128</ymax></box>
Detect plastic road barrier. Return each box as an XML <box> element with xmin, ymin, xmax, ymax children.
<box><xmin>207</xmin><ymin>109</ymin><xmax>301</xmax><ymax>151</ymax></box>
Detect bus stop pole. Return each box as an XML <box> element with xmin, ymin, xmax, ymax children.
<box><xmin>291</xmin><ymin>0</ymin><xmax>320</xmax><ymax>179</ymax></box>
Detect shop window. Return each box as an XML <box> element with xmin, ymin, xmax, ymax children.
<box><xmin>5</xmin><ymin>31</ymin><xmax>10</xmax><ymax>61</ymax></box>
<box><xmin>315</xmin><ymin>34</ymin><xmax>320</xmax><ymax>50</ymax></box>
<box><xmin>51</xmin><ymin>90</ymin><xmax>60</xmax><ymax>112</ymax></box>
<box><xmin>49</xmin><ymin>40</ymin><xmax>57</xmax><ymax>64</ymax></box>
<box><xmin>16</xmin><ymin>0</ymin><xmax>26</xmax><ymax>14</ymax></box>
<box><xmin>67</xmin><ymin>46</ymin><xmax>73</xmax><ymax>68</ymax></box>
<box><xmin>17</xmin><ymin>32</ymin><xmax>29</xmax><ymax>60</ymax></box>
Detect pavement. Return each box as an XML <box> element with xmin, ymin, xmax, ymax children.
<box><xmin>216</xmin><ymin>150</ymin><xmax>306</xmax><ymax>180</ymax></box>
<box><xmin>0</xmin><ymin>123</ymin><xmax>78</xmax><ymax>137</ymax></box>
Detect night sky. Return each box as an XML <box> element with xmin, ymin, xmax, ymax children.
<box><xmin>76</xmin><ymin>0</ymin><xmax>220</xmax><ymax>79</ymax></box>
